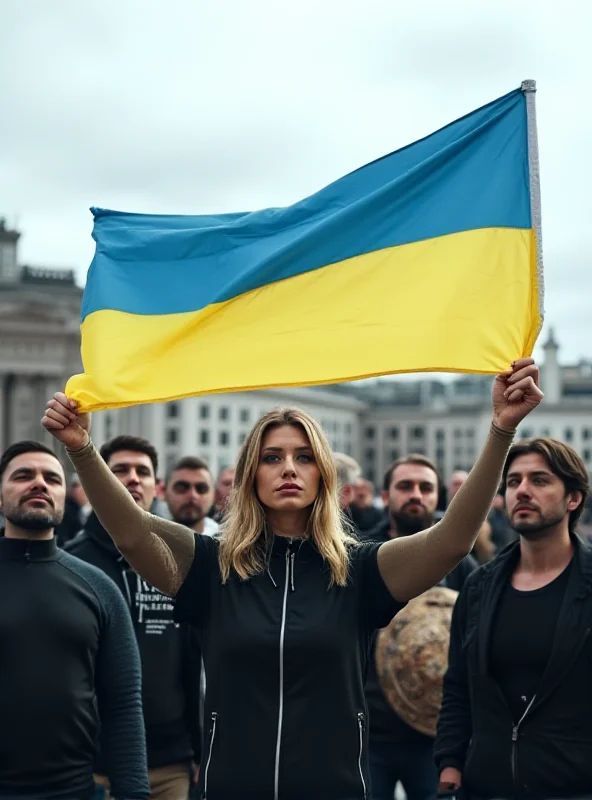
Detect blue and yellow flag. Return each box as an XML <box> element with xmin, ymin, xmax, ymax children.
<box><xmin>67</xmin><ymin>85</ymin><xmax>542</xmax><ymax>412</ymax></box>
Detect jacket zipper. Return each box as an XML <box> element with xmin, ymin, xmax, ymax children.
<box><xmin>357</xmin><ymin>712</ymin><xmax>368</xmax><ymax>800</ymax></box>
<box><xmin>203</xmin><ymin>711</ymin><xmax>218</xmax><ymax>799</ymax></box>
<box><xmin>511</xmin><ymin>695</ymin><xmax>535</xmax><ymax>797</ymax></box>
<box><xmin>274</xmin><ymin>551</ymin><xmax>291</xmax><ymax>800</ymax></box>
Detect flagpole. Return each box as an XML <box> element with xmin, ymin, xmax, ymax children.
<box><xmin>521</xmin><ymin>78</ymin><xmax>544</xmax><ymax>327</ymax></box>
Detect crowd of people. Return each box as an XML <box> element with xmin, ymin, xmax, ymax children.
<box><xmin>1</xmin><ymin>359</ymin><xmax>592</xmax><ymax>799</ymax></box>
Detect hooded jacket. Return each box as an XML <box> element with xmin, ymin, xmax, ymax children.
<box><xmin>360</xmin><ymin>515</ymin><xmax>478</xmax><ymax>747</ymax></box>
<box><xmin>174</xmin><ymin>532</ymin><xmax>405</xmax><ymax>800</ymax></box>
<box><xmin>66</xmin><ymin>513</ymin><xmax>201</xmax><ymax>770</ymax></box>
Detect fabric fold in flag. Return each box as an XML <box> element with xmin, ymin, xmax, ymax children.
<box><xmin>66</xmin><ymin>84</ymin><xmax>543</xmax><ymax>412</ymax></box>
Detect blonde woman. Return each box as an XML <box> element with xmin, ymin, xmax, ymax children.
<box><xmin>42</xmin><ymin>358</ymin><xmax>542</xmax><ymax>800</ymax></box>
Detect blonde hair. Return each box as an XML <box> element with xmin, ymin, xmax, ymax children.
<box><xmin>219</xmin><ymin>407</ymin><xmax>357</xmax><ymax>586</ymax></box>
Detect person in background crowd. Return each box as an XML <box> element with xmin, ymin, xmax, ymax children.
<box><xmin>211</xmin><ymin>466</ymin><xmax>235</xmax><ymax>522</ymax></box>
<box><xmin>437</xmin><ymin>438</ymin><xmax>592</xmax><ymax>800</ymax></box>
<box><xmin>42</xmin><ymin>357</ymin><xmax>542</xmax><ymax>800</ymax></box>
<box><xmin>363</xmin><ymin>454</ymin><xmax>478</xmax><ymax>800</ymax></box>
<box><xmin>66</xmin><ymin>435</ymin><xmax>201</xmax><ymax>800</ymax></box>
<box><xmin>54</xmin><ymin>471</ymin><xmax>91</xmax><ymax>545</ymax></box>
<box><xmin>350</xmin><ymin>477</ymin><xmax>383</xmax><ymax>532</ymax></box>
<box><xmin>488</xmin><ymin>489</ymin><xmax>517</xmax><ymax>550</ymax></box>
<box><xmin>447</xmin><ymin>470</ymin><xmax>469</xmax><ymax>505</ymax></box>
<box><xmin>0</xmin><ymin>440</ymin><xmax>148</xmax><ymax>800</ymax></box>
<box><xmin>333</xmin><ymin>451</ymin><xmax>362</xmax><ymax>511</ymax></box>
<box><xmin>472</xmin><ymin>519</ymin><xmax>496</xmax><ymax>564</ymax></box>
<box><xmin>164</xmin><ymin>456</ymin><xmax>218</xmax><ymax>537</ymax></box>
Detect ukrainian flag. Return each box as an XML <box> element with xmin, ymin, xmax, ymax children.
<box><xmin>67</xmin><ymin>84</ymin><xmax>542</xmax><ymax>412</ymax></box>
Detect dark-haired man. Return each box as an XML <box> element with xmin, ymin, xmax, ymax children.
<box><xmin>0</xmin><ymin>440</ymin><xmax>148</xmax><ymax>800</ymax></box>
<box><xmin>164</xmin><ymin>456</ymin><xmax>218</xmax><ymax>536</ymax></box>
<box><xmin>436</xmin><ymin>438</ymin><xmax>592</xmax><ymax>800</ymax></box>
<box><xmin>363</xmin><ymin>455</ymin><xmax>477</xmax><ymax>800</ymax></box>
<box><xmin>67</xmin><ymin>436</ymin><xmax>201</xmax><ymax>800</ymax></box>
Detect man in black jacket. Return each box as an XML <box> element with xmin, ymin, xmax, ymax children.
<box><xmin>436</xmin><ymin>437</ymin><xmax>592</xmax><ymax>800</ymax></box>
<box><xmin>362</xmin><ymin>454</ymin><xmax>477</xmax><ymax>800</ymax></box>
<box><xmin>0</xmin><ymin>440</ymin><xmax>148</xmax><ymax>800</ymax></box>
<box><xmin>67</xmin><ymin>435</ymin><xmax>201</xmax><ymax>800</ymax></box>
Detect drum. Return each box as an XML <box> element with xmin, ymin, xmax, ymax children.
<box><xmin>375</xmin><ymin>585</ymin><xmax>458</xmax><ymax>737</ymax></box>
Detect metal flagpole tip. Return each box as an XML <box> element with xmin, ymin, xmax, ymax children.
<box><xmin>521</xmin><ymin>79</ymin><xmax>537</xmax><ymax>93</ymax></box>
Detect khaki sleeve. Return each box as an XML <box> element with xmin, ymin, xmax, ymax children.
<box><xmin>377</xmin><ymin>422</ymin><xmax>514</xmax><ymax>602</ymax></box>
<box><xmin>67</xmin><ymin>440</ymin><xmax>195</xmax><ymax>596</ymax></box>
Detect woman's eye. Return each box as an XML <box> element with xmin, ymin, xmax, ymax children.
<box><xmin>298</xmin><ymin>454</ymin><xmax>314</xmax><ymax>463</ymax></box>
<box><xmin>263</xmin><ymin>455</ymin><xmax>279</xmax><ymax>463</ymax></box>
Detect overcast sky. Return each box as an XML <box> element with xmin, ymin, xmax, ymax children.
<box><xmin>1</xmin><ymin>0</ymin><xmax>590</xmax><ymax>369</ymax></box>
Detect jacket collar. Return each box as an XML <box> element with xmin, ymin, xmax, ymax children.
<box><xmin>83</xmin><ymin>512</ymin><xmax>122</xmax><ymax>558</ymax></box>
<box><xmin>476</xmin><ymin>532</ymin><xmax>592</xmax><ymax>706</ymax></box>
<box><xmin>0</xmin><ymin>532</ymin><xmax>58</xmax><ymax>562</ymax></box>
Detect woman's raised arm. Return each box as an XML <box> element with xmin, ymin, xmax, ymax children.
<box><xmin>377</xmin><ymin>359</ymin><xmax>543</xmax><ymax>602</ymax></box>
<box><xmin>42</xmin><ymin>393</ymin><xmax>194</xmax><ymax>595</ymax></box>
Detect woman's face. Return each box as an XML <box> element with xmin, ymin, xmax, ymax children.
<box><xmin>255</xmin><ymin>424</ymin><xmax>321</xmax><ymax>513</ymax></box>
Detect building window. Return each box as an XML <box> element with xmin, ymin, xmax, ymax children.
<box><xmin>166</xmin><ymin>402</ymin><xmax>179</xmax><ymax>419</ymax></box>
<box><xmin>584</xmin><ymin>450</ymin><xmax>591</xmax><ymax>463</ymax></box>
<box><xmin>345</xmin><ymin>423</ymin><xmax>352</xmax><ymax>436</ymax></box>
<box><xmin>411</xmin><ymin>426</ymin><xmax>425</xmax><ymax>438</ymax></box>
<box><xmin>520</xmin><ymin>428</ymin><xmax>533</xmax><ymax>439</ymax></box>
<box><xmin>453</xmin><ymin>428</ymin><xmax>462</xmax><ymax>439</ymax></box>
<box><xmin>199</xmin><ymin>403</ymin><xmax>210</xmax><ymax>420</ymax></box>
<box><xmin>365</xmin><ymin>448</ymin><xmax>375</xmax><ymax>461</ymax></box>
<box><xmin>365</xmin><ymin>427</ymin><xmax>375</xmax><ymax>439</ymax></box>
<box><xmin>436</xmin><ymin>447</ymin><xmax>445</xmax><ymax>461</ymax></box>
<box><xmin>565</xmin><ymin>428</ymin><xmax>573</xmax><ymax>442</ymax></box>
<box><xmin>219</xmin><ymin>431</ymin><xmax>230</xmax><ymax>446</ymax></box>
<box><xmin>436</xmin><ymin>429</ymin><xmax>445</xmax><ymax>442</ymax></box>
<box><xmin>466</xmin><ymin>428</ymin><xmax>475</xmax><ymax>438</ymax></box>
<box><xmin>390</xmin><ymin>427</ymin><xmax>399</xmax><ymax>439</ymax></box>
<box><xmin>199</xmin><ymin>429</ymin><xmax>210</xmax><ymax>446</ymax></box>
<box><xmin>219</xmin><ymin>406</ymin><xmax>230</xmax><ymax>421</ymax></box>
<box><xmin>238</xmin><ymin>433</ymin><xmax>247</xmax><ymax>445</ymax></box>
<box><xmin>390</xmin><ymin>449</ymin><xmax>400</xmax><ymax>462</ymax></box>
<box><xmin>166</xmin><ymin>428</ymin><xmax>178</xmax><ymax>445</ymax></box>
<box><xmin>583</xmin><ymin>429</ymin><xmax>591</xmax><ymax>441</ymax></box>
<box><xmin>240</xmin><ymin>408</ymin><xmax>250</xmax><ymax>423</ymax></box>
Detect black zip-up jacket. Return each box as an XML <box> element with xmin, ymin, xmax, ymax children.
<box><xmin>66</xmin><ymin>514</ymin><xmax>202</xmax><ymax>769</ymax></box>
<box><xmin>0</xmin><ymin>534</ymin><xmax>149</xmax><ymax>799</ymax></box>
<box><xmin>360</xmin><ymin>517</ymin><xmax>477</xmax><ymax>746</ymax></box>
<box><xmin>174</xmin><ymin>532</ymin><xmax>405</xmax><ymax>800</ymax></box>
<box><xmin>435</xmin><ymin>534</ymin><xmax>592</xmax><ymax>800</ymax></box>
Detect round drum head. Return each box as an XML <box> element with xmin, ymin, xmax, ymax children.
<box><xmin>375</xmin><ymin>585</ymin><xmax>458</xmax><ymax>737</ymax></box>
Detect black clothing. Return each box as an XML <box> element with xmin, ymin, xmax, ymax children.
<box><xmin>66</xmin><ymin>513</ymin><xmax>202</xmax><ymax>770</ymax></box>
<box><xmin>349</xmin><ymin>504</ymin><xmax>384</xmax><ymax>533</ymax></box>
<box><xmin>54</xmin><ymin>496</ymin><xmax>85</xmax><ymax>546</ymax></box>
<box><xmin>435</xmin><ymin>535</ymin><xmax>592</xmax><ymax>800</ymax></box>
<box><xmin>490</xmin><ymin>561</ymin><xmax>572</xmax><ymax>723</ymax></box>
<box><xmin>174</xmin><ymin>533</ymin><xmax>405</xmax><ymax>800</ymax></box>
<box><xmin>0</xmin><ymin>534</ymin><xmax>148</xmax><ymax>800</ymax></box>
<box><xmin>361</xmin><ymin>518</ymin><xmax>477</xmax><ymax>748</ymax></box>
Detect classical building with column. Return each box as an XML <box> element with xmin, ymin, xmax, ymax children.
<box><xmin>0</xmin><ymin>219</ymin><xmax>83</xmax><ymax>452</ymax></box>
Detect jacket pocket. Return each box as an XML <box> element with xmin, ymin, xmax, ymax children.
<box><xmin>357</xmin><ymin>712</ymin><xmax>368</xmax><ymax>800</ymax></box>
<box><xmin>203</xmin><ymin>711</ymin><xmax>218</xmax><ymax>799</ymax></box>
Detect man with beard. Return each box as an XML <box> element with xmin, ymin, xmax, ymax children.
<box><xmin>0</xmin><ymin>440</ymin><xmax>148</xmax><ymax>800</ymax></box>
<box><xmin>66</xmin><ymin>435</ymin><xmax>201</xmax><ymax>800</ymax></box>
<box><xmin>436</xmin><ymin>439</ymin><xmax>592</xmax><ymax>800</ymax></box>
<box><xmin>362</xmin><ymin>454</ymin><xmax>477</xmax><ymax>800</ymax></box>
<box><xmin>164</xmin><ymin>456</ymin><xmax>219</xmax><ymax>537</ymax></box>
